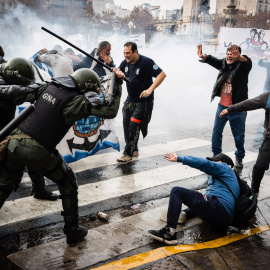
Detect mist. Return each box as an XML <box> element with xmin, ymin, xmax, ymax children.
<box><xmin>1</xmin><ymin>4</ymin><xmax>266</xmax><ymax>133</ymax></box>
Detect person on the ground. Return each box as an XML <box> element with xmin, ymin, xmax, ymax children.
<box><xmin>116</xmin><ymin>42</ymin><xmax>166</xmax><ymax>164</ymax></box>
<box><xmin>258</xmin><ymin>53</ymin><xmax>270</xmax><ymax>93</ymax></box>
<box><xmin>0</xmin><ymin>67</ymin><xmax>124</xmax><ymax>245</ymax></box>
<box><xmin>220</xmin><ymin>91</ymin><xmax>270</xmax><ymax>196</ymax></box>
<box><xmin>198</xmin><ymin>44</ymin><xmax>252</xmax><ymax>168</ymax></box>
<box><xmin>148</xmin><ymin>152</ymin><xmax>240</xmax><ymax>245</ymax></box>
<box><xmin>0</xmin><ymin>57</ymin><xmax>58</xmax><ymax>201</ymax></box>
<box><xmin>36</xmin><ymin>45</ymin><xmax>74</xmax><ymax>77</ymax></box>
<box><xmin>74</xmin><ymin>41</ymin><xmax>115</xmax><ymax>77</ymax></box>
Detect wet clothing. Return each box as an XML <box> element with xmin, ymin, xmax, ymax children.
<box><xmin>201</xmin><ymin>55</ymin><xmax>252</xmax><ymax>160</ymax></box>
<box><xmin>258</xmin><ymin>58</ymin><xmax>270</xmax><ymax>92</ymax></box>
<box><xmin>0</xmin><ymin>76</ymin><xmax>121</xmax><ymax>230</ymax></box>
<box><xmin>74</xmin><ymin>48</ymin><xmax>115</xmax><ymax>78</ymax></box>
<box><xmin>119</xmin><ymin>55</ymin><xmax>162</xmax><ymax>157</ymax></box>
<box><xmin>227</xmin><ymin>92</ymin><xmax>270</xmax><ymax>192</ymax></box>
<box><xmin>167</xmin><ymin>156</ymin><xmax>240</xmax><ymax>230</ymax></box>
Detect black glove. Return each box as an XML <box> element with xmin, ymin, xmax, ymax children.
<box><xmin>85</xmin><ymin>91</ymin><xmax>103</xmax><ymax>108</ymax></box>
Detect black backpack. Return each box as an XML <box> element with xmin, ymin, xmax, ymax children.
<box><xmin>214</xmin><ymin>174</ymin><xmax>257</xmax><ymax>229</ymax></box>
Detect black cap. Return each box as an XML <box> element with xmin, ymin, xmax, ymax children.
<box><xmin>206</xmin><ymin>153</ymin><xmax>234</xmax><ymax>168</ymax></box>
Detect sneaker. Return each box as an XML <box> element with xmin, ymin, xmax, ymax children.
<box><xmin>117</xmin><ymin>154</ymin><xmax>132</xmax><ymax>164</ymax></box>
<box><xmin>235</xmin><ymin>159</ymin><xmax>243</xmax><ymax>168</ymax></box>
<box><xmin>160</xmin><ymin>211</ymin><xmax>187</xmax><ymax>224</ymax></box>
<box><xmin>133</xmin><ymin>151</ymin><xmax>139</xmax><ymax>157</ymax></box>
<box><xmin>148</xmin><ymin>226</ymin><xmax>177</xmax><ymax>245</ymax></box>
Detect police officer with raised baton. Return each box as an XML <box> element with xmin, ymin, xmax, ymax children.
<box><xmin>0</xmin><ymin>67</ymin><xmax>124</xmax><ymax>245</ymax></box>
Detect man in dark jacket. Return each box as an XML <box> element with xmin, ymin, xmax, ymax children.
<box><xmin>220</xmin><ymin>92</ymin><xmax>270</xmax><ymax>196</ymax></box>
<box><xmin>74</xmin><ymin>41</ymin><xmax>115</xmax><ymax>78</ymax></box>
<box><xmin>0</xmin><ymin>68</ymin><xmax>124</xmax><ymax>245</ymax></box>
<box><xmin>198</xmin><ymin>44</ymin><xmax>252</xmax><ymax>168</ymax></box>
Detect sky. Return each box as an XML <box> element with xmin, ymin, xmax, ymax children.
<box><xmin>114</xmin><ymin>0</ymin><xmax>216</xmax><ymax>13</ymax></box>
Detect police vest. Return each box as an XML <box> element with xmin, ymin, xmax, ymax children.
<box><xmin>0</xmin><ymin>75</ymin><xmax>16</xmax><ymax>130</ymax></box>
<box><xmin>19</xmin><ymin>84</ymin><xmax>78</xmax><ymax>150</ymax></box>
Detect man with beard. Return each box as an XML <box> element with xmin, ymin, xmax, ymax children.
<box><xmin>198</xmin><ymin>44</ymin><xmax>252</xmax><ymax>168</ymax></box>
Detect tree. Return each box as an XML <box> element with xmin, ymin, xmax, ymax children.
<box><xmin>120</xmin><ymin>6</ymin><xmax>153</xmax><ymax>34</ymax></box>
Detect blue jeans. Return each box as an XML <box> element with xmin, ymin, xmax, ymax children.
<box><xmin>212</xmin><ymin>103</ymin><xmax>247</xmax><ymax>160</ymax></box>
<box><xmin>167</xmin><ymin>187</ymin><xmax>231</xmax><ymax>230</ymax></box>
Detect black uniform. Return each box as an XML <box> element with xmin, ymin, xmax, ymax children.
<box><xmin>0</xmin><ymin>75</ymin><xmax>122</xmax><ymax>244</ymax></box>
<box><xmin>0</xmin><ymin>68</ymin><xmax>58</xmax><ymax>201</ymax></box>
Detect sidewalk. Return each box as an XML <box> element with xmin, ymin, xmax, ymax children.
<box><xmin>8</xmin><ymin>167</ymin><xmax>270</xmax><ymax>270</ymax></box>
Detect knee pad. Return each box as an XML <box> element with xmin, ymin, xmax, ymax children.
<box><xmin>45</xmin><ymin>151</ymin><xmax>78</xmax><ymax>188</ymax></box>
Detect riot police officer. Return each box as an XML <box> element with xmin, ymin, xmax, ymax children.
<box><xmin>0</xmin><ymin>67</ymin><xmax>123</xmax><ymax>245</ymax></box>
<box><xmin>0</xmin><ymin>57</ymin><xmax>58</xmax><ymax>201</ymax></box>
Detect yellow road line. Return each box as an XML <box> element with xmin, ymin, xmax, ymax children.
<box><xmin>91</xmin><ymin>225</ymin><xmax>270</xmax><ymax>270</ymax></box>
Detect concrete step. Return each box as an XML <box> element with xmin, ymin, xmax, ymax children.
<box><xmin>7</xmin><ymin>203</ymin><xmax>203</xmax><ymax>270</ymax></box>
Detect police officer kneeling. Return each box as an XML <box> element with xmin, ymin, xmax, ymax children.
<box><xmin>0</xmin><ymin>67</ymin><xmax>124</xmax><ymax>244</ymax></box>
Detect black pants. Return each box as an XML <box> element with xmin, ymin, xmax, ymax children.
<box><xmin>252</xmin><ymin>138</ymin><xmax>270</xmax><ymax>193</ymax></box>
<box><xmin>122</xmin><ymin>101</ymin><xmax>146</xmax><ymax>157</ymax></box>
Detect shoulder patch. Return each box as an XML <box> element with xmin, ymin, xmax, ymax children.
<box><xmin>153</xmin><ymin>64</ymin><xmax>158</xmax><ymax>70</ymax></box>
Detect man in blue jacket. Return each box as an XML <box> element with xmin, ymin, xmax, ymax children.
<box><xmin>198</xmin><ymin>44</ymin><xmax>252</xmax><ymax>168</ymax></box>
<box><xmin>148</xmin><ymin>152</ymin><xmax>240</xmax><ymax>245</ymax></box>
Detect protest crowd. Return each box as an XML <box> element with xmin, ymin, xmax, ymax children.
<box><xmin>0</xmin><ymin>35</ymin><xmax>270</xmax><ymax>249</ymax></box>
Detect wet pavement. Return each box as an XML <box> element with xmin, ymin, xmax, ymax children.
<box><xmin>1</xmin><ymin>123</ymin><xmax>270</xmax><ymax>269</ymax></box>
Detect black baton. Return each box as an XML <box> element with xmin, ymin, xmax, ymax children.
<box><xmin>0</xmin><ymin>105</ymin><xmax>35</xmax><ymax>142</ymax></box>
<box><xmin>41</xmin><ymin>27</ymin><xmax>130</xmax><ymax>83</ymax></box>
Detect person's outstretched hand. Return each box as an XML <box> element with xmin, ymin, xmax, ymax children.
<box><xmin>164</xmin><ymin>152</ymin><xmax>178</xmax><ymax>162</ymax></box>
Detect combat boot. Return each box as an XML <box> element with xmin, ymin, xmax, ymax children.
<box><xmin>59</xmin><ymin>173</ymin><xmax>87</xmax><ymax>245</ymax></box>
<box><xmin>28</xmin><ymin>169</ymin><xmax>58</xmax><ymax>201</ymax></box>
<box><xmin>64</xmin><ymin>224</ymin><xmax>88</xmax><ymax>245</ymax></box>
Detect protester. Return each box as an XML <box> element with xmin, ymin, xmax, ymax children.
<box><xmin>258</xmin><ymin>54</ymin><xmax>270</xmax><ymax>93</ymax></box>
<box><xmin>117</xmin><ymin>42</ymin><xmax>166</xmax><ymax>164</ymax></box>
<box><xmin>74</xmin><ymin>41</ymin><xmax>115</xmax><ymax>77</ymax></box>
<box><xmin>0</xmin><ymin>68</ymin><xmax>124</xmax><ymax>245</ymax></box>
<box><xmin>36</xmin><ymin>45</ymin><xmax>74</xmax><ymax>77</ymax></box>
<box><xmin>198</xmin><ymin>44</ymin><xmax>252</xmax><ymax>168</ymax></box>
<box><xmin>0</xmin><ymin>46</ymin><xmax>7</xmax><ymax>64</ymax></box>
<box><xmin>220</xmin><ymin>91</ymin><xmax>270</xmax><ymax>196</ymax></box>
<box><xmin>65</xmin><ymin>48</ymin><xmax>81</xmax><ymax>65</ymax></box>
<box><xmin>0</xmin><ymin>57</ymin><xmax>58</xmax><ymax>201</ymax></box>
<box><xmin>148</xmin><ymin>152</ymin><xmax>240</xmax><ymax>245</ymax></box>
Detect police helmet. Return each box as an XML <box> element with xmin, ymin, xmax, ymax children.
<box><xmin>71</xmin><ymin>68</ymin><xmax>101</xmax><ymax>93</ymax></box>
<box><xmin>1</xmin><ymin>57</ymin><xmax>35</xmax><ymax>85</ymax></box>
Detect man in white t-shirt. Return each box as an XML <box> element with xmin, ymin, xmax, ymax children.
<box><xmin>37</xmin><ymin>45</ymin><xmax>74</xmax><ymax>77</ymax></box>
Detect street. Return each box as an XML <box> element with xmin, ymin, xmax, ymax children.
<box><xmin>1</xmin><ymin>108</ymin><xmax>270</xmax><ymax>269</ymax></box>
